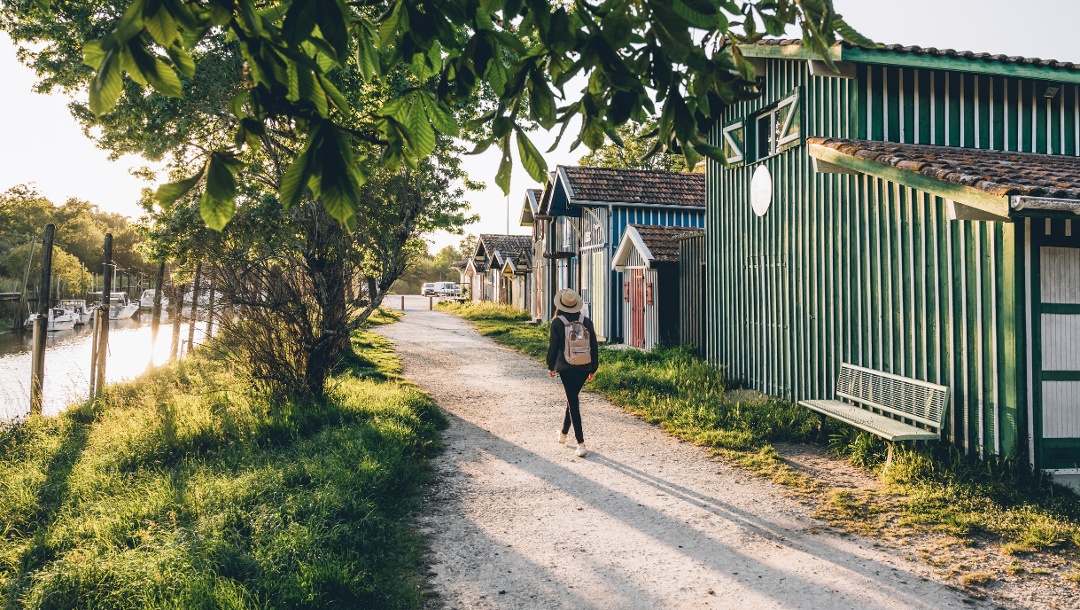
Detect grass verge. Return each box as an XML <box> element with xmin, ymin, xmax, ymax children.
<box><xmin>438</xmin><ymin>301</ymin><xmax>1080</xmax><ymax>563</ymax></box>
<box><xmin>0</xmin><ymin>311</ymin><xmax>443</xmax><ymax>609</ymax></box>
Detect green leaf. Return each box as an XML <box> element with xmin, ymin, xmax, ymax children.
<box><xmin>405</xmin><ymin>99</ymin><xmax>436</xmax><ymax>157</ymax></box>
<box><xmin>355</xmin><ymin>22</ymin><xmax>381</xmax><ymax>79</ymax></box>
<box><xmin>145</xmin><ymin>5</ymin><xmax>180</xmax><ymax>48</ymax></box>
<box><xmin>377</xmin><ymin>2</ymin><xmax>403</xmax><ymax>51</ymax></box>
<box><xmin>205</xmin><ymin>153</ymin><xmax>238</xmax><ymax>203</ymax></box>
<box><xmin>88</xmin><ymin>49</ymin><xmax>123</xmax><ymax>115</ymax></box>
<box><xmin>380</xmin><ymin>96</ymin><xmax>411</xmax><ymax>123</ymax></box>
<box><xmin>279</xmin><ymin>145</ymin><xmax>312</xmax><ymax>209</ymax></box>
<box><xmin>423</xmin><ymin>95</ymin><xmax>459</xmax><ymax>136</ymax></box>
<box><xmin>83</xmin><ymin>40</ymin><xmax>106</xmax><ymax>70</ymax></box>
<box><xmin>165</xmin><ymin>44</ymin><xmax>195</xmax><ymax>78</ymax></box>
<box><xmin>515</xmin><ymin>129</ymin><xmax>547</xmax><ymax>184</ymax></box>
<box><xmin>144</xmin><ymin>56</ymin><xmax>183</xmax><ymax>97</ymax></box>
<box><xmin>283</xmin><ymin>0</ymin><xmax>317</xmax><ymax>44</ymax></box>
<box><xmin>200</xmin><ymin>190</ymin><xmax>235</xmax><ymax>231</ymax></box>
<box><xmin>494</xmin><ymin>137</ymin><xmax>512</xmax><ymax>194</ymax></box>
<box><xmin>318</xmin><ymin>74</ymin><xmax>351</xmax><ymax>114</ymax></box>
<box><xmin>154</xmin><ymin>171</ymin><xmax>203</xmax><ymax>206</ymax></box>
<box><xmin>315</xmin><ymin>0</ymin><xmax>349</xmax><ymax>62</ymax></box>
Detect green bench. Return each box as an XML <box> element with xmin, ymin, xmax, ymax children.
<box><xmin>799</xmin><ymin>363</ymin><xmax>950</xmax><ymax>470</ymax></box>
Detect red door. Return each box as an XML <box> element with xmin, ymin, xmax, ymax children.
<box><xmin>629</xmin><ymin>269</ymin><xmax>645</xmax><ymax>348</ymax></box>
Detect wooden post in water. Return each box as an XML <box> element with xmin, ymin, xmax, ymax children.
<box><xmin>93</xmin><ymin>234</ymin><xmax>113</xmax><ymax>398</ymax></box>
<box><xmin>30</xmin><ymin>224</ymin><xmax>55</xmax><ymax>415</ymax></box>
<box><xmin>204</xmin><ymin>266</ymin><xmax>216</xmax><ymax>339</ymax></box>
<box><xmin>15</xmin><ymin>237</ymin><xmax>35</xmax><ymax>333</ymax></box>
<box><xmin>150</xmin><ymin>259</ymin><xmax>165</xmax><ymax>361</ymax></box>
<box><xmin>169</xmin><ymin>281</ymin><xmax>182</xmax><ymax>361</ymax></box>
<box><xmin>187</xmin><ymin>261</ymin><xmax>203</xmax><ymax>353</ymax></box>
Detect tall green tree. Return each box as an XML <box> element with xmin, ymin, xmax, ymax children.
<box><xmin>3</xmin><ymin>0</ymin><xmax>870</xmax><ymax>228</ymax></box>
<box><xmin>578</xmin><ymin>121</ymin><xmax>693</xmax><ymax>172</ymax></box>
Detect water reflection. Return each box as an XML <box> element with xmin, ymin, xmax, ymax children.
<box><xmin>0</xmin><ymin>317</ymin><xmax>208</xmax><ymax>421</ymax></box>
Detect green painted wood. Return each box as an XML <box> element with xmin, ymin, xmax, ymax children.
<box><xmin>838</xmin><ymin>46</ymin><xmax>1080</xmax><ymax>85</ymax></box>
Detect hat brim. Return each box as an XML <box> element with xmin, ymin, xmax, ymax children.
<box><xmin>554</xmin><ymin>292</ymin><xmax>583</xmax><ymax>313</ymax></box>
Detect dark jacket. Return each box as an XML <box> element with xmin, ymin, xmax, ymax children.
<box><xmin>547</xmin><ymin>312</ymin><xmax>599</xmax><ymax>374</ymax></box>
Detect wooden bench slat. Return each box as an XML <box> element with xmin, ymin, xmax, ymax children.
<box><xmin>799</xmin><ymin>399</ymin><xmax>941</xmax><ymax>442</ymax></box>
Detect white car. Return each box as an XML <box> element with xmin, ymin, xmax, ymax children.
<box><xmin>421</xmin><ymin>282</ymin><xmax>437</xmax><ymax>296</ymax></box>
<box><xmin>434</xmin><ymin>281</ymin><xmax>461</xmax><ymax>297</ymax></box>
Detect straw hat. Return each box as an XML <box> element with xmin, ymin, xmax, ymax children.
<box><xmin>554</xmin><ymin>288</ymin><xmax>583</xmax><ymax>313</ymax></box>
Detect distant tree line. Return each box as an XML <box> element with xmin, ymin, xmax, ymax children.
<box><xmin>0</xmin><ymin>184</ymin><xmax>152</xmax><ymax>299</ymax></box>
<box><xmin>393</xmin><ymin>235</ymin><xmax>477</xmax><ymax>294</ymax></box>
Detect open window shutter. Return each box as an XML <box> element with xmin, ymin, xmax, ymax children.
<box><xmin>722</xmin><ymin>122</ymin><xmax>744</xmax><ymax>163</ymax></box>
<box><xmin>776</xmin><ymin>93</ymin><xmax>801</xmax><ymax>146</ymax></box>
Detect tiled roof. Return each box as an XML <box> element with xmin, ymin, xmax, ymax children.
<box><xmin>630</xmin><ymin>224</ymin><xmax>704</xmax><ymax>263</ymax></box>
<box><xmin>751</xmin><ymin>39</ymin><xmax>1080</xmax><ymax>71</ymax></box>
<box><xmin>478</xmin><ymin>234</ymin><xmax>533</xmax><ymax>264</ymax></box>
<box><xmin>561</xmin><ymin>166</ymin><xmax>705</xmax><ymax>207</ymax></box>
<box><xmin>807</xmin><ymin>138</ymin><xmax>1080</xmax><ymax>200</ymax></box>
<box><xmin>450</xmin><ymin>260</ymin><xmax>468</xmax><ymax>270</ymax></box>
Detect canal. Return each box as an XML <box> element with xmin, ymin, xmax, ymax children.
<box><xmin>0</xmin><ymin>316</ymin><xmax>207</xmax><ymax>421</ymax></box>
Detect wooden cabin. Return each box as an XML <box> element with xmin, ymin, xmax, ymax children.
<box><xmin>523</xmin><ymin>178</ymin><xmax>580</xmax><ymax>322</ymax></box>
<box><xmin>471</xmin><ymin>234</ymin><xmax>532</xmax><ymax>306</ymax></box>
<box><xmin>523</xmin><ymin>165</ymin><xmax>705</xmax><ymax>338</ymax></box>
<box><xmin>705</xmin><ymin>39</ymin><xmax>1080</xmax><ymax>485</ymax></box>
<box><xmin>612</xmin><ymin>224</ymin><xmax>703</xmax><ymax>349</ymax></box>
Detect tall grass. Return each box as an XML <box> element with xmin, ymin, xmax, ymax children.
<box><xmin>0</xmin><ymin>319</ymin><xmax>443</xmax><ymax>609</ymax></box>
<box><xmin>442</xmin><ymin>301</ymin><xmax>1080</xmax><ymax>555</ymax></box>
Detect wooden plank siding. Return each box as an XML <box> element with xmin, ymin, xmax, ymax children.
<box><xmin>578</xmin><ymin>205</ymin><xmax>704</xmax><ymax>342</ymax></box>
<box><xmin>706</xmin><ymin>55</ymin><xmax>1080</xmax><ymax>458</ymax></box>
<box><xmin>678</xmin><ymin>232</ymin><xmax>708</xmax><ymax>357</ymax></box>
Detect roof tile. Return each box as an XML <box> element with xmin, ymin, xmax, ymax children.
<box><xmin>562</xmin><ymin>166</ymin><xmax>705</xmax><ymax>207</ymax></box>
<box><xmin>629</xmin><ymin>224</ymin><xmax>704</xmax><ymax>263</ymax></box>
<box><xmin>808</xmin><ymin>137</ymin><xmax>1080</xmax><ymax>200</ymax></box>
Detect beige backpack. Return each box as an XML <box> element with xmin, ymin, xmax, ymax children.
<box><xmin>558</xmin><ymin>315</ymin><xmax>592</xmax><ymax>366</ymax></box>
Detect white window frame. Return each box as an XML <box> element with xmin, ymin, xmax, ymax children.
<box><xmin>722</xmin><ymin>121</ymin><xmax>745</xmax><ymax>164</ymax></box>
<box><xmin>750</xmin><ymin>89</ymin><xmax>802</xmax><ymax>161</ymax></box>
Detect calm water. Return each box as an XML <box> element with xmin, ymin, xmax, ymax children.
<box><xmin>0</xmin><ymin>315</ymin><xmax>208</xmax><ymax>421</ymax></box>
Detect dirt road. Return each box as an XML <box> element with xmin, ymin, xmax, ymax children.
<box><xmin>376</xmin><ymin>298</ymin><xmax>987</xmax><ymax>609</ymax></box>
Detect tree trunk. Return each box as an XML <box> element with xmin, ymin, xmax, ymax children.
<box><xmin>301</xmin><ymin>206</ymin><xmax>350</xmax><ymax>397</ymax></box>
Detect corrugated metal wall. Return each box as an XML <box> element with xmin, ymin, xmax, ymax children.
<box><xmin>706</xmin><ymin>57</ymin><xmax>1080</xmax><ymax>457</ymax></box>
<box><xmin>678</xmin><ymin>232</ymin><xmax>707</xmax><ymax>356</ymax></box>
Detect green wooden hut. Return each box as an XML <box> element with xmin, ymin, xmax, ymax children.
<box><xmin>705</xmin><ymin>39</ymin><xmax>1080</xmax><ymax>485</ymax></box>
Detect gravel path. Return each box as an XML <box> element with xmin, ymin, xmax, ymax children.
<box><xmin>376</xmin><ymin>297</ymin><xmax>987</xmax><ymax>609</ymax></box>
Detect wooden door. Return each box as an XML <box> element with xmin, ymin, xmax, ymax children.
<box><xmin>630</xmin><ymin>269</ymin><xmax>645</xmax><ymax>348</ymax></box>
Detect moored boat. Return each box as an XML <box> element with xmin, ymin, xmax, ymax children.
<box><xmin>59</xmin><ymin>299</ymin><xmax>92</xmax><ymax>325</ymax></box>
<box><xmin>24</xmin><ymin>307</ymin><xmax>77</xmax><ymax>332</ymax></box>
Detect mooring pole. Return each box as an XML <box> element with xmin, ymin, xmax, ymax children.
<box><xmin>169</xmin><ymin>281</ymin><xmax>182</xmax><ymax>361</ymax></box>
<box><xmin>204</xmin><ymin>267</ymin><xmax>216</xmax><ymax>339</ymax></box>
<box><xmin>94</xmin><ymin>234</ymin><xmax>113</xmax><ymax>398</ymax></box>
<box><xmin>15</xmin><ymin>237</ymin><xmax>35</xmax><ymax>333</ymax></box>
<box><xmin>29</xmin><ymin>224</ymin><xmax>55</xmax><ymax>415</ymax></box>
<box><xmin>150</xmin><ymin>258</ymin><xmax>165</xmax><ymax>364</ymax></box>
<box><xmin>187</xmin><ymin>261</ymin><xmax>203</xmax><ymax>353</ymax></box>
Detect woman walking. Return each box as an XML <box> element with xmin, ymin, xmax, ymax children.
<box><xmin>547</xmin><ymin>288</ymin><xmax>599</xmax><ymax>457</ymax></box>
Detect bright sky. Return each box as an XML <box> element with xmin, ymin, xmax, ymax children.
<box><xmin>2</xmin><ymin>0</ymin><xmax>1079</xmax><ymax>252</ymax></box>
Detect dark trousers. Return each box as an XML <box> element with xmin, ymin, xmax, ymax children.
<box><xmin>559</xmin><ymin>369</ymin><xmax>589</xmax><ymax>444</ymax></box>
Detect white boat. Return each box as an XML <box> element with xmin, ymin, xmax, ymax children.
<box><xmin>24</xmin><ymin>307</ymin><xmax>77</xmax><ymax>332</ymax></box>
<box><xmin>139</xmin><ymin>289</ymin><xmax>169</xmax><ymax>310</ymax></box>
<box><xmin>59</xmin><ymin>299</ymin><xmax>92</xmax><ymax>325</ymax></box>
<box><xmin>109</xmin><ymin>294</ymin><xmax>140</xmax><ymax>320</ymax></box>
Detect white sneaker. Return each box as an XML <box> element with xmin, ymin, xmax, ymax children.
<box><xmin>575</xmin><ymin>443</ymin><xmax>588</xmax><ymax>457</ymax></box>
<box><xmin>558</xmin><ymin>432</ymin><xmax>567</xmax><ymax>444</ymax></box>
